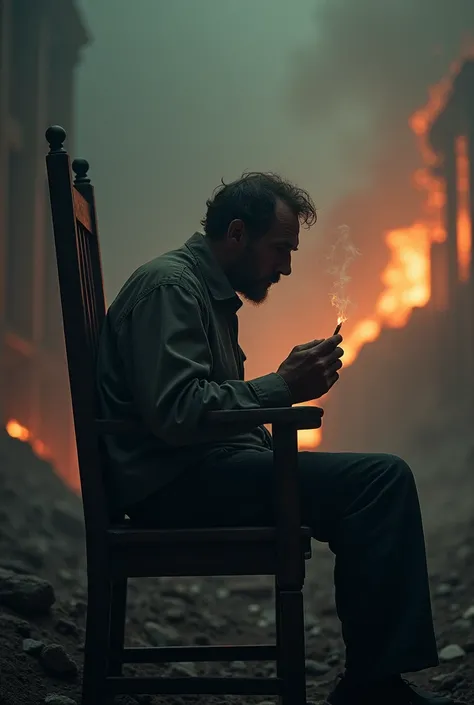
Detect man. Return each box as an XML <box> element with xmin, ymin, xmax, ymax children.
<box><xmin>96</xmin><ymin>172</ymin><xmax>453</xmax><ymax>705</ymax></box>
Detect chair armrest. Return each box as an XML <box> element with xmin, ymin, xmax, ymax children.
<box><xmin>204</xmin><ymin>406</ymin><xmax>323</xmax><ymax>429</ymax></box>
<box><xmin>95</xmin><ymin>406</ymin><xmax>323</xmax><ymax>436</ymax></box>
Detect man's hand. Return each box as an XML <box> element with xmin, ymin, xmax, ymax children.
<box><xmin>276</xmin><ymin>335</ymin><xmax>344</xmax><ymax>404</ymax></box>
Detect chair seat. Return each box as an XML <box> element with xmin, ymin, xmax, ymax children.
<box><xmin>107</xmin><ymin>524</ymin><xmax>312</xmax><ymax>545</ymax></box>
<box><xmin>107</xmin><ymin>525</ymin><xmax>312</xmax><ymax>578</ymax></box>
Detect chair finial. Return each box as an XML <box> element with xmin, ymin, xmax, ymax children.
<box><xmin>45</xmin><ymin>125</ymin><xmax>67</xmax><ymax>153</ymax></box>
<box><xmin>72</xmin><ymin>159</ymin><xmax>91</xmax><ymax>185</ymax></box>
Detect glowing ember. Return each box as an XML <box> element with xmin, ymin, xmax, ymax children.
<box><xmin>5</xmin><ymin>419</ymin><xmax>51</xmax><ymax>460</ymax></box>
<box><xmin>6</xmin><ymin>419</ymin><xmax>30</xmax><ymax>442</ymax></box>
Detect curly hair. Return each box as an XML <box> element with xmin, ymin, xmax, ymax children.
<box><xmin>200</xmin><ymin>171</ymin><xmax>317</xmax><ymax>239</ymax></box>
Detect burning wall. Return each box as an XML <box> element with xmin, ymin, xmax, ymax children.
<box><xmin>316</xmin><ymin>57</ymin><xmax>474</xmax><ymax>452</ymax></box>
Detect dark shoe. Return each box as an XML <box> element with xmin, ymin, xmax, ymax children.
<box><xmin>325</xmin><ymin>674</ymin><xmax>458</xmax><ymax>704</ymax></box>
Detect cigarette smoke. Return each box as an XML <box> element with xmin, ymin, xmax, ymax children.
<box><xmin>327</xmin><ymin>224</ymin><xmax>361</xmax><ymax>325</ymax></box>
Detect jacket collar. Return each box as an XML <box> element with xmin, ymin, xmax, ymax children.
<box><xmin>185</xmin><ymin>232</ymin><xmax>242</xmax><ymax>310</ymax></box>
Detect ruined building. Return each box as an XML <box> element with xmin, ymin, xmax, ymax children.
<box><xmin>0</xmin><ymin>0</ymin><xmax>89</xmax><ymax>487</ymax></box>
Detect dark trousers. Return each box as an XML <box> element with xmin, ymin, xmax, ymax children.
<box><xmin>126</xmin><ymin>449</ymin><xmax>439</xmax><ymax>680</ymax></box>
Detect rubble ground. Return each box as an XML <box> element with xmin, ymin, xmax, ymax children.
<box><xmin>0</xmin><ymin>427</ymin><xmax>473</xmax><ymax>705</ymax></box>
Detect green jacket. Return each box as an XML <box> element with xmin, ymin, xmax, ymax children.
<box><xmin>96</xmin><ymin>232</ymin><xmax>292</xmax><ymax>509</ymax></box>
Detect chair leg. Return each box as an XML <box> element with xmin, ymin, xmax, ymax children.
<box><xmin>279</xmin><ymin>589</ymin><xmax>306</xmax><ymax>705</ymax></box>
<box><xmin>108</xmin><ymin>578</ymin><xmax>128</xmax><ymax>676</ymax></box>
<box><xmin>81</xmin><ymin>574</ymin><xmax>112</xmax><ymax>705</ymax></box>
<box><xmin>275</xmin><ymin>578</ymin><xmax>283</xmax><ymax>705</ymax></box>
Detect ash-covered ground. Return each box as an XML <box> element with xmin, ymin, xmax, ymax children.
<box><xmin>0</xmin><ymin>424</ymin><xmax>473</xmax><ymax>705</ymax></box>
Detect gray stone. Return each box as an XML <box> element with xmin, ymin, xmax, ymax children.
<box><xmin>171</xmin><ymin>662</ymin><xmax>196</xmax><ymax>677</ymax></box>
<box><xmin>216</xmin><ymin>587</ymin><xmax>230</xmax><ymax>599</ymax></box>
<box><xmin>44</xmin><ymin>696</ymin><xmax>77</xmax><ymax>705</ymax></box>
<box><xmin>462</xmin><ymin>605</ymin><xmax>474</xmax><ymax>620</ymax></box>
<box><xmin>0</xmin><ymin>569</ymin><xmax>55</xmax><ymax>616</ymax></box>
<box><xmin>165</xmin><ymin>606</ymin><xmax>186</xmax><ymax>623</ymax></box>
<box><xmin>308</xmin><ymin>625</ymin><xmax>322</xmax><ymax>637</ymax></box>
<box><xmin>22</xmin><ymin>638</ymin><xmax>45</xmax><ymax>655</ymax></box>
<box><xmin>230</xmin><ymin>660</ymin><xmax>247</xmax><ymax>672</ymax></box>
<box><xmin>144</xmin><ymin>621</ymin><xmax>180</xmax><ymax>646</ymax></box>
<box><xmin>439</xmin><ymin>644</ymin><xmax>466</xmax><ymax>661</ymax></box>
<box><xmin>326</xmin><ymin>651</ymin><xmax>342</xmax><ymax>666</ymax></box>
<box><xmin>305</xmin><ymin>658</ymin><xmax>332</xmax><ymax>676</ymax></box>
<box><xmin>58</xmin><ymin>569</ymin><xmax>74</xmax><ymax>583</ymax></box>
<box><xmin>55</xmin><ymin>618</ymin><xmax>79</xmax><ymax>637</ymax></box>
<box><xmin>41</xmin><ymin>644</ymin><xmax>78</xmax><ymax>677</ymax></box>
<box><xmin>261</xmin><ymin>607</ymin><xmax>276</xmax><ymax>625</ymax></box>
<box><xmin>435</xmin><ymin>583</ymin><xmax>453</xmax><ymax>597</ymax></box>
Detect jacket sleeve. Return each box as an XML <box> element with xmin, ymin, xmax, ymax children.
<box><xmin>116</xmin><ymin>282</ymin><xmax>292</xmax><ymax>446</ymax></box>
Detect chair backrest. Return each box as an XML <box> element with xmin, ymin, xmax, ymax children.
<box><xmin>45</xmin><ymin>125</ymin><xmax>111</xmax><ymax>536</ymax></box>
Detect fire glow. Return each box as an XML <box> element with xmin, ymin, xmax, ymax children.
<box><xmin>299</xmin><ymin>54</ymin><xmax>473</xmax><ymax>450</ymax></box>
<box><xmin>5</xmin><ymin>419</ymin><xmax>51</xmax><ymax>460</ymax></box>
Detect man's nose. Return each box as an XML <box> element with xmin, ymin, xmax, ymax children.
<box><xmin>277</xmin><ymin>263</ymin><xmax>291</xmax><ymax>277</ymax></box>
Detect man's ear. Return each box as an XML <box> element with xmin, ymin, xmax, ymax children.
<box><xmin>227</xmin><ymin>219</ymin><xmax>246</xmax><ymax>243</ymax></box>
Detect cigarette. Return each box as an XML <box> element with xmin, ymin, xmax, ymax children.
<box><xmin>333</xmin><ymin>322</ymin><xmax>343</xmax><ymax>335</ymax></box>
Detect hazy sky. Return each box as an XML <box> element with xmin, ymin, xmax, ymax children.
<box><xmin>75</xmin><ymin>0</ymin><xmax>474</xmax><ymax>378</ymax></box>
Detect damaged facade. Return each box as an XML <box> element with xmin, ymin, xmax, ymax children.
<box><xmin>0</xmin><ymin>0</ymin><xmax>89</xmax><ymax>487</ymax></box>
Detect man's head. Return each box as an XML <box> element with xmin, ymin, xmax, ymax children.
<box><xmin>201</xmin><ymin>172</ymin><xmax>317</xmax><ymax>304</ymax></box>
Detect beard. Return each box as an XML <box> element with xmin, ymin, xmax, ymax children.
<box><xmin>225</xmin><ymin>250</ymin><xmax>278</xmax><ymax>304</ymax></box>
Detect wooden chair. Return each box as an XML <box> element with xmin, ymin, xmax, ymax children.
<box><xmin>45</xmin><ymin>125</ymin><xmax>323</xmax><ymax>705</ymax></box>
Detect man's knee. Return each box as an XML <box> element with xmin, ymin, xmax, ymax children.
<box><xmin>376</xmin><ymin>453</ymin><xmax>415</xmax><ymax>488</ymax></box>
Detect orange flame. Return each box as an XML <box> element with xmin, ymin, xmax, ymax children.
<box><xmin>456</xmin><ymin>135</ymin><xmax>472</xmax><ymax>282</ymax></box>
<box><xmin>5</xmin><ymin>419</ymin><xmax>51</xmax><ymax>460</ymax></box>
<box><xmin>304</xmin><ymin>53</ymin><xmax>474</xmax><ymax>450</ymax></box>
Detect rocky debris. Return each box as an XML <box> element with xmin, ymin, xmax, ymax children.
<box><xmin>0</xmin><ymin>568</ymin><xmax>55</xmax><ymax>616</ymax></box>
<box><xmin>0</xmin><ymin>429</ymin><xmax>474</xmax><ymax>704</ymax></box>
<box><xmin>22</xmin><ymin>637</ymin><xmax>45</xmax><ymax>655</ymax></box>
<box><xmin>462</xmin><ymin>605</ymin><xmax>474</xmax><ymax>620</ymax></box>
<box><xmin>40</xmin><ymin>644</ymin><xmax>78</xmax><ymax>678</ymax></box>
<box><xmin>0</xmin><ymin>611</ymin><xmax>32</xmax><ymax>636</ymax></box>
<box><xmin>439</xmin><ymin>644</ymin><xmax>467</xmax><ymax>661</ymax></box>
<box><xmin>144</xmin><ymin>620</ymin><xmax>181</xmax><ymax>646</ymax></box>
<box><xmin>305</xmin><ymin>658</ymin><xmax>332</xmax><ymax>676</ymax></box>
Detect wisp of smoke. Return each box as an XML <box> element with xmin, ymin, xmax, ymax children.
<box><xmin>327</xmin><ymin>224</ymin><xmax>361</xmax><ymax>328</ymax></box>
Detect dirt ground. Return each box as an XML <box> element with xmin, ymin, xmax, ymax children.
<box><xmin>0</xmin><ymin>423</ymin><xmax>473</xmax><ymax>705</ymax></box>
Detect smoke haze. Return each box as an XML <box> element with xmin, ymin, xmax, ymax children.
<box><xmin>75</xmin><ymin>0</ymin><xmax>474</xmax><ymax>379</ymax></box>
